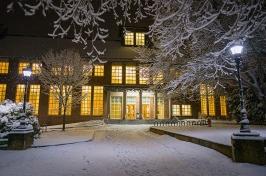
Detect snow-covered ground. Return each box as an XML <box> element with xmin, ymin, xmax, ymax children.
<box><xmin>153</xmin><ymin>124</ymin><xmax>266</xmax><ymax>145</ymax></box>
<box><xmin>0</xmin><ymin>125</ymin><xmax>265</xmax><ymax>176</ymax></box>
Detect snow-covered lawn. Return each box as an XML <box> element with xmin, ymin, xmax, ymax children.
<box><xmin>0</xmin><ymin>125</ymin><xmax>265</xmax><ymax>176</ymax></box>
<box><xmin>152</xmin><ymin>124</ymin><xmax>266</xmax><ymax>145</ymax></box>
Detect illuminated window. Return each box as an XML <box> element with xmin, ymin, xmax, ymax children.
<box><xmin>81</xmin><ymin>86</ymin><xmax>91</xmax><ymax>115</ymax></box>
<box><xmin>124</xmin><ymin>32</ymin><xmax>134</xmax><ymax>45</ymax></box>
<box><xmin>172</xmin><ymin>105</ymin><xmax>181</xmax><ymax>116</ymax></box>
<box><xmin>52</xmin><ymin>67</ymin><xmax>61</xmax><ymax>75</ymax></box>
<box><xmin>200</xmin><ymin>84</ymin><xmax>215</xmax><ymax>116</ymax></box>
<box><xmin>126</xmin><ymin>66</ymin><xmax>136</xmax><ymax>84</ymax></box>
<box><xmin>48</xmin><ymin>86</ymin><xmax>59</xmax><ymax>115</ymax></box>
<box><xmin>93</xmin><ymin>86</ymin><xmax>103</xmax><ymax>116</ymax></box>
<box><xmin>0</xmin><ymin>61</ymin><xmax>9</xmax><ymax>74</ymax></box>
<box><xmin>0</xmin><ymin>84</ymin><xmax>7</xmax><ymax>102</ymax></box>
<box><xmin>83</xmin><ymin>65</ymin><xmax>93</xmax><ymax>76</ymax></box>
<box><xmin>64</xmin><ymin>66</ymin><xmax>73</xmax><ymax>76</ymax></box>
<box><xmin>153</xmin><ymin>72</ymin><xmax>163</xmax><ymax>84</ymax></box>
<box><xmin>208</xmin><ymin>86</ymin><xmax>215</xmax><ymax>116</ymax></box>
<box><xmin>110</xmin><ymin>96</ymin><xmax>122</xmax><ymax>119</ymax></box>
<box><xmin>48</xmin><ymin>86</ymin><xmax>72</xmax><ymax>115</ymax></box>
<box><xmin>18</xmin><ymin>62</ymin><xmax>30</xmax><ymax>74</ymax></box>
<box><xmin>139</xmin><ymin>67</ymin><xmax>149</xmax><ymax>84</ymax></box>
<box><xmin>157</xmin><ymin>97</ymin><xmax>164</xmax><ymax>119</ymax></box>
<box><xmin>32</xmin><ymin>63</ymin><xmax>41</xmax><ymax>74</ymax></box>
<box><xmin>111</xmin><ymin>66</ymin><xmax>122</xmax><ymax>84</ymax></box>
<box><xmin>94</xmin><ymin>65</ymin><xmax>104</xmax><ymax>76</ymax></box>
<box><xmin>182</xmin><ymin>105</ymin><xmax>192</xmax><ymax>116</ymax></box>
<box><xmin>15</xmin><ymin>84</ymin><xmax>25</xmax><ymax>103</ymax></box>
<box><xmin>220</xmin><ymin>96</ymin><xmax>227</xmax><ymax>116</ymax></box>
<box><xmin>136</xmin><ymin>32</ymin><xmax>145</xmax><ymax>46</ymax></box>
<box><xmin>200</xmin><ymin>84</ymin><xmax>208</xmax><ymax>115</ymax></box>
<box><xmin>62</xmin><ymin>86</ymin><xmax>72</xmax><ymax>115</ymax></box>
<box><xmin>29</xmin><ymin>85</ymin><xmax>40</xmax><ymax>115</ymax></box>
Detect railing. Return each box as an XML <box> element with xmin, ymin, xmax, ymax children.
<box><xmin>153</xmin><ymin>118</ymin><xmax>209</xmax><ymax>127</ymax></box>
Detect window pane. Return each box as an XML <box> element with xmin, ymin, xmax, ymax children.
<box><xmin>110</xmin><ymin>96</ymin><xmax>122</xmax><ymax>119</ymax></box>
<box><xmin>48</xmin><ymin>86</ymin><xmax>59</xmax><ymax>115</ymax></box>
<box><xmin>16</xmin><ymin>84</ymin><xmax>25</xmax><ymax>103</ymax></box>
<box><xmin>83</xmin><ymin>65</ymin><xmax>93</xmax><ymax>76</ymax></box>
<box><xmin>139</xmin><ymin>67</ymin><xmax>149</xmax><ymax>84</ymax></box>
<box><xmin>93</xmin><ymin>86</ymin><xmax>103</xmax><ymax>116</ymax></box>
<box><xmin>62</xmin><ymin>85</ymin><xmax>72</xmax><ymax>115</ymax></box>
<box><xmin>94</xmin><ymin>65</ymin><xmax>104</xmax><ymax>76</ymax></box>
<box><xmin>126</xmin><ymin>66</ymin><xmax>136</xmax><ymax>84</ymax></box>
<box><xmin>220</xmin><ymin>96</ymin><xmax>227</xmax><ymax>116</ymax></box>
<box><xmin>181</xmin><ymin>105</ymin><xmax>192</xmax><ymax>116</ymax></box>
<box><xmin>29</xmin><ymin>85</ymin><xmax>40</xmax><ymax>115</ymax></box>
<box><xmin>172</xmin><ymin>105</ymin><xmax>181</xmax><ymax>116</ymax></box>
<box><xmin>157</xmin><ymin>97</ymin><xmax>164</xmax><ymax>119</ymax></box>
<box><xmin>200</xmin><ymin>84</ymin><xmax>208</xmax><ymax>115</ymax></box>
<box><xmin>153</xmin><ymin>72</ymin><xmax>163</xmax><ymax>84</ymax></box>
<box><xmin>0</xmin><ymin>84</ymin><xmax>7</xmax><ymax>102</ymax></box>
<box><xmin>32</xmin><ymin>63</ymin><xmax>41</xmax><ymax>74</ymax></box>
<box><xmin>0</xmin><ymin>61</ymin><xmax>9</xmax><ymax>74</ymax></box>
<box><xmin>111</xmin><ymin>66</ymin><xmax>122</xmax><ymax>84</ymax></box>
<box><xmin>136</xmin><ymin>32</ymin><xmax>145</xmax><ymax>46</ymax></box>
<box><xmin>124</xmin><ymin>32</ymin><xmax>134</xmax><ymax>45</ymax></box>
<box><xmin>18</xmin><ymin>62</ymin><xmax>30</xmax><ymax>74</ymax></box>
<box><xmin>81</xmin><ymin>86</ymin><xmax>91</xmax><ymax>115</ymax></box>
<box><xmin>207</xmin><ymin>86</ymin><xmax>215</xmax><ymax>116</ymax></box>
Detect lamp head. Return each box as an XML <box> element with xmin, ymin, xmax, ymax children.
<box><xmin>230</xmin><ymin>45</ymin><xmax>243</xmax><ymax>55</ymax></box>
<box><xmin>23</xmin><ymin>67</ymin><xmax>32</xmax><ymax>77</ymax></box>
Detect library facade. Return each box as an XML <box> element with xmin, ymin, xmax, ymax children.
<box><xmin>0</xmin><ymin>32</ymin><xmax>229</xmax><ymax>126</ymax></box>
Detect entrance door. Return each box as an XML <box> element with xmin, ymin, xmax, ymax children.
<box><xmin>142</xmin><ymin>104</ymin><xmax>150</xmax><ymax>119</ymax></box>
<box><xmin>110</xmin><ymin>96</ymin><xmax>122</xmax><ymax>119</ymax></box>
<box><xmin>126</xmin><ymin>104</ymin><xmax>135</xmax><ymax>120</ymax></box>
<box><xmin>126</xmin><ymin>96</ymin><xmax>136</xmax><ymax>120</ymax></box>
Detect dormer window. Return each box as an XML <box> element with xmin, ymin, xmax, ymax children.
<box><xmin>125</xmin><ymin>32</ymin><xmax>134</xmax><ymax>45</ymax></box>
<box><xmin>124</xmin><ymin>32</ymin><xmax>145</xmax><ymax>46</ymax></box>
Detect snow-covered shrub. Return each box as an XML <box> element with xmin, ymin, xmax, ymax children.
<box><xmin>0</xmin><ymin>100</ymin><xmax>40</xmax><ymax>138</ymax></box>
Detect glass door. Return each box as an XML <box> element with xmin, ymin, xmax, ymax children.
<box><xmin>126</xmin><ymin>96</ymin><xmax>136</xmax><ymax>120</ymax></box>
<box><xmin>110</xmin><ymin>96</ymin><xmax>122</xmax><ymax>119</ymax></box>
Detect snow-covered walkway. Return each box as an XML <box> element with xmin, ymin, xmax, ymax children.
<box><xmin>151</xmin><ymin>124</ymin><xmax>266</xmax><ymax>145</ymax></box>
<box><xmin>0</xmin><ymin>125</ymin><xmax>265</xmax><ymax>176</ymax></box>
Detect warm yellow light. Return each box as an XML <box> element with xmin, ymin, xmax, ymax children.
<box><xmin>112</xmin><ymin>66</ymin><xmax>122</xmax><ymax>84</ymax></box>
<box><xmin>0</xmin><ymin>84</ymin><xmax>7</xmax><ymax>102</ymax></box>
<box><xmin>124</xmin><ymin>32</ymin><xmax>134</xmax><ymax>45</ymax></box>
<box><xmin>93</xmin><ymin>86</ymin><xmax>103</xmax><ymax>116</ymax></box>
<box><xmin>220</xmin><ymin>96</ymin><xmax>227</xmax><ymax>116</ymax></box>
<box><xmin>94</xmin><ymin>65</ymin><xmax>104</xmax><ymax>76</ymax></box>
<box><xmin>15</xmin><ymin>84</ymin><xmax>25</xmax><ymax>103</ymax></box>
<box><xmin>81</xmin><ymin>86</ymin><xmax>91</xmax><ymax>115</ymax></box>
<box><xmin>136</xmin><ymin>32</ymin><xmax>145</xmax><ymax>46</ymax></box>
<box><xmin>18</xmin><ymin>62</ymin><xmax>30</xmax><ymax>74</ymax></box>
<box><xmin>29</xmin><ymin>85</ymin><xmax>40</xmax><ymax>115</ymax></box>
<box><xmin>126</xmin><ymin>66</ymin><xmax>136</xmax><ymax>84</ymax></box>
<box><xmin>0</xmin><ymin>61</ymin><xmax>9</xmax><ymax>74</ymax></box>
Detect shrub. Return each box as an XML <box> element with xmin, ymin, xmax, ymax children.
<box><xmin>0</xmin><ymin>100</ymin><xmax>40</xmax><ymax>138</ymax></box>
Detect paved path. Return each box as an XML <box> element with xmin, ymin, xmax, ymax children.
<box><xmin>0</xmin><ymin>125</ymin><xmax>265</xmax><ymax>176</ymax></box>
<box><xmin>151</xmin><ymin>125</ymin><xmax>266</xmax><ymax>145</ymax></box>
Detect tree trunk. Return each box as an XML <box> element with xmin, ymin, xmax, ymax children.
<box><xmin>62</xmin><ymin>108</ymin><xmax>66</xmax><ymax>131</ymax></box>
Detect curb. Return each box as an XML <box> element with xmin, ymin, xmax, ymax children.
<box><xmin>150</xmin><ymin>127</ymin><xmax>232</xmax><ymax>158</ymax></box>
<box><xmin>31</xmin><ymin>131</ymin><xmax>95</xmax><ymax>148</ymax></box>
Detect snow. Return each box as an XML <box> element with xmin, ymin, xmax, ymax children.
<box><xmin>152</xmin><ymin>124</ymin><xmax>266</xmax><ymax>146</ymax></box>
<box><xmin>0</xmin><ymin>125</ymin><xmax>265</xmax><ymax>176</ymax></box>
<box><xmin>33</xmin><ymin>128</ymin><xmax>94</xmax><ymax>147</ymax></box>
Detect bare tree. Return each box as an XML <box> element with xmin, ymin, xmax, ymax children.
<box><xmin>39</xmin><ymin>50</ymin><xmax>92</xmax><ymax>130</ymax></box>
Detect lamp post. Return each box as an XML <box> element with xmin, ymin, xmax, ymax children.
<box><xmin>22</xmin><ymin>67</ymin><xmax>32</xmax><ymax>113</ymax></box>
<box><xmin>230</xmin><ymin>45</ymin><xmax>250</xmax><ymax>133</ymax></box>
